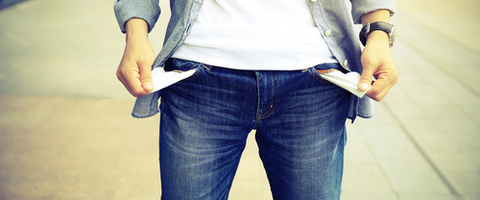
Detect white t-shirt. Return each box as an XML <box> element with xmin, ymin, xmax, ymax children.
<box><xmin>171</xmin><ymin>0</ymin><xmax>338</xmax><ymax>70</ymax></box>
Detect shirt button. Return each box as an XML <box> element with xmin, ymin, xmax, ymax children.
<box><xmin>324</xmin><ymin>29</ymin><xmax>332</xmax><ymax>37</ymax></box>
<box><xmin>344</xmin><ymin>60</ymin><xmax>349</xmax><ymax>67</ymax></box>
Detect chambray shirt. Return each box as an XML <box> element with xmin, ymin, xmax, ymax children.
<box><xmin>114</xmin><ymin>0</ymin><xmax>396</xmax><ymax>121</ymax></box>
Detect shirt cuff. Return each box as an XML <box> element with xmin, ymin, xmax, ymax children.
<box><xmin>114</xmin><ymin>0</ymin><xmax>161</xmax><ymax>33</ymax></box>
<box><xmin>351</xmin><ymin>0</ymin><xmax>396</xmax><ymax>24</ymax></box>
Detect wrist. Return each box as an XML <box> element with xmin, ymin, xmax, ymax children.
<box><xmin>125</xmin><ymin>18</ymin><xmax>149</xmax><ymax>42</ymax></box>
<box><xmin>126</xmin><ymin>33</ymin><xmax>149</xmax><ymax>44</ymax></box>
<box><xmin>366</xmin><ymin>31</ymin><xmax>390</xmax><ymax>46</ymax></box>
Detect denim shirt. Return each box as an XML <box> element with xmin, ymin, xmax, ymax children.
<box><xmin>114</xmin><ymin>0</ymin><xmax>396</xmax><ymax>121</ymax></box>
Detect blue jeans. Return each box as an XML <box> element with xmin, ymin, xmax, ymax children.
<box><xmin>159</xmin><ymin>58</ymin><xmax>350</xmax><ymax>200</ymax></box>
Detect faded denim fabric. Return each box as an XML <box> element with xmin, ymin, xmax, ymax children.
<box><xmin>159</xmin><ymin>58</ymin><xmax>349</xmax><ymax>199</ymax></box>
<box><xmin>114</xmin><ymin>0</ymin><xmax>396</xmax><ymax>120</ymax></box>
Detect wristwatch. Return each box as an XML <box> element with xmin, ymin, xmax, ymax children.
<box><xmin>359</xmin><ymin>21</ymin><xmax>396</xmax><ymax>47</ymax></box>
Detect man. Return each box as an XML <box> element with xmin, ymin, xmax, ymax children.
<box><xmin>114</xmin><ymin>0</ymin><xmax>397</xmax><ymax>199</ymax></box>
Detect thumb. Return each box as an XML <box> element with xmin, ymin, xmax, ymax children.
<box><xmin>359</xmin><ymin>66</ymin><xmax>374</xmax><ymax>92</ymax></box>
<box><xmin>139</xmin><ymin>62</ymin><xmax>154</xmax><ymax>92</ymax></box>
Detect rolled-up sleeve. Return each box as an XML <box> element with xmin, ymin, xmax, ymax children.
<box><xmin>351</xmin><ymin>0</ymin><xmax>396</xmax><ymax>24</ymax></box>
<box><xmin>114</xmin><ymin>0</ymin><xmax>161</xmax><ymax>33</ymax></box>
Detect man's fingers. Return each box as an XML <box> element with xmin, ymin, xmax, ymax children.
<box><xmin>366</xmin><ymin>79</ymin><xmax>388</xmax><ymax>101</ymax></box>
<box><xmin>117</xmin><ymin>61</ymin><xmax>151</xmax><ymax>97</ymax></box>
<box><xmin>365</xmin><ymin>70</ymin><xmax>398</xmax><ymax>101</ymax></box>
<box><xmin>358</xmin><ymin>66</ymin><xmax>374</xmax><ymax>92</ymax></box>
<box><xmin>139</xmin><ymin>61</ymin><xmax>154</xmax><ymax>92</ymax></box>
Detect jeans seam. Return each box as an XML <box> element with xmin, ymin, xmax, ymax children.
<box><xmin>256</xmin><ymin>72</ymin><xmax>278</xmax><ymax>121</ymax></box>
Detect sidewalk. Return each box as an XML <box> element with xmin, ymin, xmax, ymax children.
<box><xmin>0</xmin><ymin>0</ymin><xmax>479</xmax><ymax>199</ymax></box>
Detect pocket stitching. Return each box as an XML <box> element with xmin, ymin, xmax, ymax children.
<box><xmin>310</xmin><ymin>67</ymin><xmax>334</xmax><ymax>84</ymax></box>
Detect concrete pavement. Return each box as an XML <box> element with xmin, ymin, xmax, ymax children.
<box><xmin>0</xmin><ymin>0</ymin><xmax>479</xmax><ymax>199</ymax></box>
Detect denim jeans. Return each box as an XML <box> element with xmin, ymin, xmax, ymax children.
<box><xmin>159</xmin><ymin>58</ymin><xmax>350</xmax><ymax>200</ymax></box>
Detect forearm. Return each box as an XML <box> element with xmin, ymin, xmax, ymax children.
<box><xmin>360</xmin><ymin>9</ymin><xmax>390</xmax><ymax>25</ymax></box>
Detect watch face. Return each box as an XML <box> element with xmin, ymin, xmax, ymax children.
<box><xmin>389</xmin><ymin>25</ymin><xmax>396</xmax><ymax>47</ymax></box>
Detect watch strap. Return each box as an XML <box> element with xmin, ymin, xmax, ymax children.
<box><xmin>359</xmin><ymin>21</ymin><xmax>394</xmax><ymax>47</ymax></box>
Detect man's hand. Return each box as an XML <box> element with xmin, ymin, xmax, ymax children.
<box><xmin>358</xmin><ymin>31</ymin><xmax>398</xmax><ymax>101</ymax></box>
<box><xmin>116</xmin><ymin>18</ymin><xmax>155</xmax><ymax>97</ymax></box>
<box><xmin>358</xmin><ymin>10</ymin><xmax>398</xmax><ymax>101</ymax></box>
